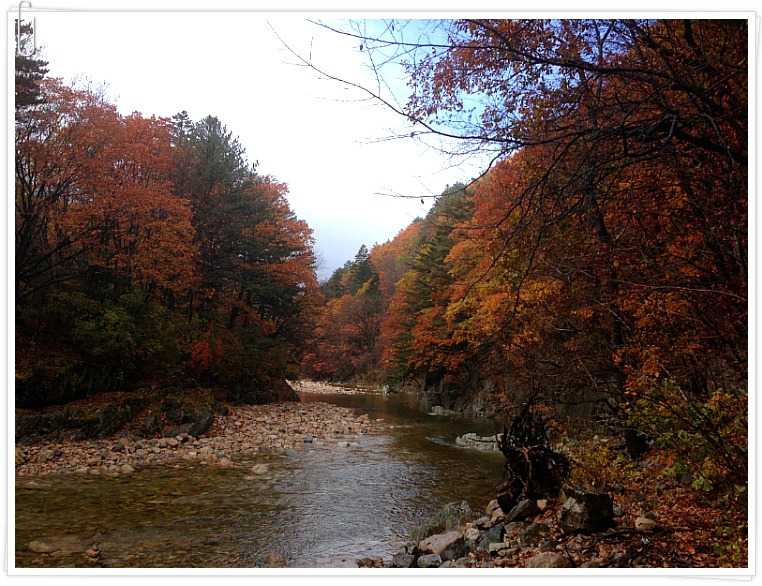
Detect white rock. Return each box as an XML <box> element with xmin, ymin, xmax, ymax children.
<box><xmin>464</xmin><ymin>527</ymin><xmax>480</xmax><ymax>542</ymax></box>
<box><xmin>635</xmin><ymin>516</ymin><xmax>657</xmax><ymax>531</ymax></box>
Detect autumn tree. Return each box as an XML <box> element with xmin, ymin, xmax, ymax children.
<box><xmin>15</xmin><ymin>80</ymin><xmax>318</xmax><ymax>407</ymax></box>
<box><xmin>16</xmin><ymin>80</ymin><xmax>196</xmax><ymax>304</ymax></box>
<box><xmin>370</xmin><ymin>221</ymin><xmax>422</xmax><ymax>300</ymax></box>
<box><xmin>169</xmin><ymin>113</ymin><xmax>319</xmax><ymax>396</ymax></box>
<box><xmin>15</xmin><ymin>79</ymin><xmax>200</xmax><ymax>404</ymax></box>
<box><xmin>324</xmin><ymin>18</ymin><xmax>747</xmax><ymax>482</ymax></box>
<box><xmin>381</xmin><ymin>185</ymin><xmax>473</xmax><ymax>399</ymax></box>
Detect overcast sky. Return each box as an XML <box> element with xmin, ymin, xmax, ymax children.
<box><xmin>11</xmin><ymin>1</ymin><xmax>753</xmax><ymax>280</ymax></box>
<box><xmin>21</xmin><ymin>8</ymin><xmax>490</xmax><ymax>280</ymax></box>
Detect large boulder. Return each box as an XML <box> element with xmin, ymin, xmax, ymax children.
<box><xmin>557</xmin><ymin>484</ymin><xmax>615</xmax><ymax>533</ymax></box>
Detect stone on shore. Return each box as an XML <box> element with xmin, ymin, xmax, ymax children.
<box><xmin>487</xmin><ymin>502</ymin><xmax>508</xmax><ymax>525</ymax></box>
<box><xmin>455</xmin><ymin>433</ymin><xmax>502</xmax><ymax>451</ymax></box>
<box><xmin>557</xmin><ymin>484</ymin><xmax>614</xmax><ymax>533</ymax></box>
<box><xmin>417</xmin><ymin>553</ymin><xmax>443</xmax><ymax>568</ymax></box>
<box><xmin>250</xmin><ymin>463</ymin><xmax>268</xmax><ymax>475</ymax></box>
<box><xmin>488</xmin><ymin>542</ymin><xmax>513</xmax><ymax>554</ymax></box>
<box><xmin>505</xmin><ymin>498</ymin><xmax>539</xmax><ymax>522</ymax></box>
<box><xmin>392</xmin><ymin>552</ymin><xmax>415</xmax><ymax>568</ymax></box>
<box><xmin>485</xmin><ymin>523</ymin><xmax>506</xmax><ymax>543</ymax></box>
<box><xmin>418</xmin><ymin>531</ymin><xmax>466</xmax><ymax>563</ymax></box>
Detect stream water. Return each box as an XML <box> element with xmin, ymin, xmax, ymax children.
<box><xmin>15</xmin><ymin>389</ymin><xmax>506</xmax><ymax>568</ymax></box>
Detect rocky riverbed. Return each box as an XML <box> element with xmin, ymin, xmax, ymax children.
<box><xmin>370</xmin><ymin>483</ymin><xmax>663</xmax><ymax>570</ymax></box>
<box><xmin>16</xmin><ymin>401</ymin><xmax>380</xmax><ymax>478</ymax></box>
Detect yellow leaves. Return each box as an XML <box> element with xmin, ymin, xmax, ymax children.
<box><xmin>641</xmin><ymin>355</ymin><xmax>663</xmax><ymax>378</ymax></box>
<box><xmin>572</xmin><ymin>306</ymin><xmax>594</xmax><ymax>321</ymax></box>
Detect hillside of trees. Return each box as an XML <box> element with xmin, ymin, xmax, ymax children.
<box><xmin>15</xmin><ymin>52</ymin><xmax>318</xmax><ymax>408</ymax></box>
<box><xmin>302</xmin><ymin>19</ymin><xmax>748</xmax><ymax>491</ymax></box>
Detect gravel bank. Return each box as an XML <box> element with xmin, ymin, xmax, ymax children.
<box><xmin>16</xmin><ymin>401</ymin><xmax>381</xmax><ymax>477</ymax></box>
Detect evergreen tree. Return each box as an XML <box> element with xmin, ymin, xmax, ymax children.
<box><xmin>14</xmin><ymin>22</ymin><xmax>48</xmax><ymax>110</ymax></box>
<box><xmin>346</xmin><ymin>244</ymin><xmax>374</xmax><ymax>294</ymax></box>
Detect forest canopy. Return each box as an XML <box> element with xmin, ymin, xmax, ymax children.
<box><xmin>15</xmin><ymin>71</ymin><xmax>319</xmax><ymax>407</ymax></box>
<box><xmin>302</xmin><ymin>18</ymin><xmax>748</xmax><ymax>489</ymax></box>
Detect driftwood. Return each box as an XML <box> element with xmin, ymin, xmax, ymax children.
<box><xmin>496</xmin><ymin>404</ymin><xmax>570</xmax><ymax>513</ymax></box>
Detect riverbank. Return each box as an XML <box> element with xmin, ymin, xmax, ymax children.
<box><xmin>289</xmin><ymin>380</ymin><xmax>378</xmax><ymax>395</ymax></box>
<box><xmin>15</xmin><ymin>400</ymin><xmax>380</xmax><ymax>478</ymax></box>
<box><xmin>380</xmin><ymin>439</ymin><xmax>748</xmax><ymax>570</ymax></box>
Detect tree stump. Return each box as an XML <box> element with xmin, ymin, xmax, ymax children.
<box><xmin>496</xmin><ymin>405</ymin><xmax>570</xmax><ymax>513</ymax></box>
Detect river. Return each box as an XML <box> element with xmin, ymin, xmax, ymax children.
<box><xmin>15</xmin><ymin>388</ymin><xmax>506</xmax><ymax>568</ymax></box>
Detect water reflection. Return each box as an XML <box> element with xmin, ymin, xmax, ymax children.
<box><xmin>16</xmin><ymin>390</ymin><xmax>505</xmax><ymax>568</ymax></box>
